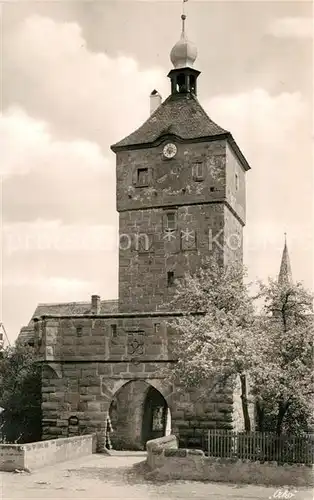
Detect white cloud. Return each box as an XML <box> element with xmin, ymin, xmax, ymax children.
<box><xmin>205</xmin><ymin>88</ymin><xmax>309</xmax><ymax>164</ymax></box>
<box><xmin>5</xmin><ymin>15</ymin><xmax>168</xmax><ymax>146</ymax></box>
<box><xmin>204</xmin><ymin>88</ymin><xmax>312</xmax><ymax>286</ymax></box>
<box><xmin>1</xmin><ymin>107</ymin><xmax>117</xmax><ymax>224</ymax></box>
<box><xmin>267</xmin><ymin>17</ymin><xmax>313</xmax><ymax>39</ymax></box>
<box><xmin>2</xmin><ymin>273</ymin><xmax>90</xmax><ymax>291</ymax></box>
<box><xmin>0</xmin><ymin>107</ymin><xmax>110</xmax><ymax>178</ymax></box>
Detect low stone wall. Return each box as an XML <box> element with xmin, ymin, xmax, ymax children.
<box><xmin>146</xmin><ymin>435</ymin><xmax>314</xmax><ymax>487</ymax></box>
<box><xmin>146</xmin><ymin>434</ymin><xmax>178</xmax><ymax>468</ymax></box>
<box><xmin>0</xmin><ymin>434</ymin><xmax>96</xmax><ymax>472</ymax></box>
<box><xmin>0</xmin><ymin>445</ymin><xmax>24</xmax><ymax>472</ymax></box>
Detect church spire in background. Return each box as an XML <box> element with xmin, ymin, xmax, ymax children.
<box><xmin>278</xmin><ymin>233</ymin><xmax>293</xmax><ymax>286</ymax></box>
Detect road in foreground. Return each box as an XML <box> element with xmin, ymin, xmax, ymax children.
<box><xmin>0</xmin><ymin>452</ymin><xmax>312</xmax><ymax>500</ymax></box>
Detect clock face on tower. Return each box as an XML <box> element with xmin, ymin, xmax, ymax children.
<box><xmin>163</xmin><ymin>143</ymin><xmax>177</xmax><ymax>159</ymax></box>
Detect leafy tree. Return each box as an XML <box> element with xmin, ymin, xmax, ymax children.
<box><xmin>253</xmin><ymin>279</ymin><xmax>314</xmax><ymax>435</ymax></box>
<box><xmin>165</xmin><ymin>257</ymin><xmax>256</xmax><ymax>431</ymax></box>
<box><xmin>0</xmin><ymin>343</ymin><xmax>42</xmax><ymax>443</ymax></box>
<box><xmin>165</xmin><ymin>257</ymin><xmax>313</xmax><ymax>437</ymax></box>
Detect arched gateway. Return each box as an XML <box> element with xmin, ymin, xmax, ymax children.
<box><xmin>33</xmin><ymin>9</ymin><xmax>250</xmax><ymax>451</ymax></box>
<box><xmin>109</xmin><ymin>380</ymin><xmax>171</xmax><ymax>450</ymax></box>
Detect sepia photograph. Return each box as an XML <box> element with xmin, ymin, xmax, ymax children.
<box><xmin>0</xmin><ymin>0</ymin><xmax>313</xmax><ymax>498</ymax></box>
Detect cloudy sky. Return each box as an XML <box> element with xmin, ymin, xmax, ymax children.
<box><xmin>1</xmin><ymin>0</ymin><xmax>312</xmax><ymax>342</ymax></box>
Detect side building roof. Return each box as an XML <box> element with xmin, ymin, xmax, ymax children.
<box><xmin>17</xmin><ymin>299</ymin><xmax>119</xmax><ymax>345</ymax></box>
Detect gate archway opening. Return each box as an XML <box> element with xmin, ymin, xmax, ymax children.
<box><xmin>108</xmin><ymin>380</ymin><xmax>171</xmax><ymax>450</ymax></box>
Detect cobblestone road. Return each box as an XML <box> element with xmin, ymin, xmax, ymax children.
<box><xmin>0</xmin><ymin>452</ymin><xmax>312</xmax><ymax>500</ymax></box>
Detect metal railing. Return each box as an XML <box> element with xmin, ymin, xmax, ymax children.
<box><xmin>207</xmin><ymin>429</ymin><xmax>314</xmax><ymax>464</ymax></box>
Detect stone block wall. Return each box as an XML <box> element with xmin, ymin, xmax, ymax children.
<box><xmin>225</xmin><ymin>143</ymin><xmax>246</xmax><ymax>224</ymax></box>
<box><xmin>109</xmin><ymin>380</ymin><xmax>150</xmax><ymax>450</ymax></box>
<box><xmin>40</xmin><ymin>314</ymin><xmax>172</xmax><ymax>362</ymax></box>
<box><xmin>146</xmin><ymin>435</ymin><xmax>314</xmax><ymax>487</ymax></box>
<box><xmin>116</xmin><ymin>140</ymin><xmax>227</xmax><ymax>213</ymax></box>
<box><xmin>0</xmin><ymin>445</ymin><xmax>24</xmax><ymax>471</ymax></box>
<box><xmin>118</xmin><ymin>204</ymin><xmax>225</xmax><ymax>311</ymax></box>
<box><xmin>116</xmin><ymin>139</ymin><xmax>245</xmax><ymax>312</ymax></box>
<box><xmin>39</xmin><ymin>313</ymin><xmax>234</xmax><ymax>449</ymax></box>
<box><xmin>0</xmin><ymin>435</ymin><xmax>95</xmax><ymax>472</ymax></box>
<box><xmin>223</xmin><ymin>205</ymin><xmax>243</xmax><ymax>267</ymax></box>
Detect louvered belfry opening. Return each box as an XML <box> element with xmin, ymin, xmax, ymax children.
<box><xmin>168</xmin><ymin>67</ymin><xmax>200</xmax><ymax>96</ymax></box>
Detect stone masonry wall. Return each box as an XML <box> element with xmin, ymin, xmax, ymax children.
<box><xmin>116</xmin><ymin>139</ymin><xmax>245</xmax><ymax>312</ymax></box>
<box><xmin>223</xmin><ymin>205</ymin><xmax>243</xmax><ymax>267</ymax></box>
<box><xmin>0</xmin><ymin>435</ymin><xmax>95</xmax><ymax>472</ymax></box>
<box><xmin>146</xmin><ymin>439</ymin><xmax>314</xmax><ymax>487</ymax></box>
<box><xmin>40</xmin><ymin>314</ymin><xmax>234</xmax><ymax>449</ymax></box>
<box><xmin>225</xmin><ymin>143</ymin><xmax>246</xmax><ymax>225</ymax></box>
<box><xmin>116</xmin><ymin>140</ymin><xmax>227</xmax><ymax>213</ymax></box>
<box><xmin>109</xmin><ymin>380</ymin><xmax>150</xmax><ymax>450</ymax></box>
<box><xmin>118</xmin><ymin>204</ymin><xmax>225</xmax><ymax>312</ymax></box>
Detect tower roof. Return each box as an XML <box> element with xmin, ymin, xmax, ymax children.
<box><xmin>111</xmin><ymin>93</ymin><xmax>250</xmax><ymax>170</ymax></box>
<box><xmin>278</xmin><ymin>234</ymin><xmax>293</xmax><ymax>286</ymax></box>
<box><xmin>170</xmin><ymin>14</ymin><xmax>197</xmax><ymax>69</ymax></box>
<box><xmin>111</xmin><ymin>93</ymin><xmax>225</xmax><ymax>150</ymax></box>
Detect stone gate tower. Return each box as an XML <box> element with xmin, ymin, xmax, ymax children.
<box><xmin>25</xmin><ymin>12</ymin><xmax>251</xmax><ymax>451</ymax></box>
<box><xmin>111</xmin><ymin>14</ymin><xmax>250</xmax><ymax>313</ymax></box>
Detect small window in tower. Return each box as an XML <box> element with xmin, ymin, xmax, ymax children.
<box><xmin>192</xmin><ymin>163</ymin><xmax>204</xmax><ymax>181</ymax></box>
<box><xmin>167</xmin><ymin>271</ymin><xmax>175</xmax><ymax>287</ymax></box>
<box><xmin>111</xmin><ymin>324</ymin><xmax>117</xmax><ymax>337</ymax></box>
<box><xmin>137</xmin><ymin>167</ymin><xmax>149</xmax><ymax>187</ymax></box>
<box><xmin>154</xmin><ymin>323</ymin><xmax>161</xmax><ymax>334</ymax></box>
<box><xmin>76</xmin><ymin>326</ymin><xmax>83</xmax><ymax>337</ymax></box>
<box><xmin>235</xmin><ymin>173</ymin><xmax>239</xmax><ymax>191</ymax></box>
<box><xmin>166</xmin><ymin>212</ymin><xmax>176</xmax><ymax>230</ymax></box>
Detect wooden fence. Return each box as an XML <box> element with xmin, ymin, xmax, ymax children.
<box><xmin>207</xmin><ymin>430</ymin><xmax>314</xmax><ymax>464</ymax></box>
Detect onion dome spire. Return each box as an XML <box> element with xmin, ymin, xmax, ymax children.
<box><xmin>170</xmin><ymin>14</ymin><xmax>198</xmax><ymax>69</ymax></box>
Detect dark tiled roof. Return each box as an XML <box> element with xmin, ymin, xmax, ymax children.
<box><xmin>29</xmin><ymin>299</ymin><xmax>118</xmax><ymax>323</ymax></box>
<box><xmin>111</xmin><ymin>93</ymin><xmax>228</xmax><ymax>150</ymax></box>
<box><xmin>17</xmin><ymin>326</ymin><xmax>34</xmax><ymax>345</ymax></box>
<box><xmin>17</xmin><ymin>299</ymin><xmax>119</xmax><ymax>345</ymax></box>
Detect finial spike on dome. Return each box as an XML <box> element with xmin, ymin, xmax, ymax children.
<box><xmin>181</xmin><ymin>14</ymin><xmax>186</xmax><ymax>36</ymax></box>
